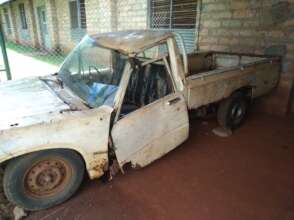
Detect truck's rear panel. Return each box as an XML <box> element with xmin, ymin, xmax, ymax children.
<box><xmin>185</xmin><ymin>52</ymin><xmax>281</xmax><ymax>110</ymax></box>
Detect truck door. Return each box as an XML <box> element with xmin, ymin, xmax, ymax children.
<box><xmin>111</xmin><ymin>59</ymin><xmax>189</xmax><ymax>169</ymax></box>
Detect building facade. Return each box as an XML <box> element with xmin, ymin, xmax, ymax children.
<box><xmin>0</xmin><ymin>0</ymin><xmax>198</xmax><ymax>53</ymax></box>
<box><xmin>0</xmin><ymin>0</ymin><xmax>292</xmax><ymax>113</ymax></box>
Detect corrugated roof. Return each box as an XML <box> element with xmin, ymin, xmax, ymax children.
<box><xmin>0</xmin><ymin>0</ymin><xmax>11</xmax><ymax>5</ymax></box>
<box><xmin>91</xmin><ymin>30</ymin><xmax>173</xmax><ymax>54</ymax></box>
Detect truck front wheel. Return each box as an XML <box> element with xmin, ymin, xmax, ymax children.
<box><xmin>217</xmin><ymin>93</ymin><xmax>249</xmax><ymax>129</ymax></box>
<box><xmin>3</xmin><ymin>149</ymin><xmax>85</xmax><ymax>210</ymax></box>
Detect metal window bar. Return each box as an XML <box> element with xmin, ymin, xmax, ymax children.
<box><xmin>150</xmin><ymin>0</ymin><xmax>198</xmax><ymax>53</ymax></box>
<box><xmin>0</xmin><ymin>0</ymin><xmax>199</xmax><ymax>81</ymax></box>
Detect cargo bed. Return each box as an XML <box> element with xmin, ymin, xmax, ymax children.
<box><xmin>185</xmin><ymin>51</ymin><xmax>281</xmax><ymax>110</ymax></box>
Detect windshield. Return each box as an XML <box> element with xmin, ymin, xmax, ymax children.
<box><xmin>59</xmin><ymin>36</ymin><xmax>127</xmax><ymax>108</ymax></box>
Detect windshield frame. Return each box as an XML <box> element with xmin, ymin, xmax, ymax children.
<box><xmin>57</xmin><ymin>35</ymin><xmax>131</xmax><ymax>109</ymax></box>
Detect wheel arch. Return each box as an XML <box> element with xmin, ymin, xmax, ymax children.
<box><xmin>0</xmin><ymin>146</ymin><xmax>92</xmax><ymax>178</ymax></box>
<box><xmin>231</xmin><ymin>86</ymin><xmax>253</xmax><ymax>99</ymax></box>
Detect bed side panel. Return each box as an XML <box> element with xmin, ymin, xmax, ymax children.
<box><xmin>185</xmin><ymin>60</ymin><xmax>280</xmax><ymax>110</ymax></box>
<box><xmin>251</xmin><ymin>61</ymin><xmax>280</xmax><ymax>98</ymax></box>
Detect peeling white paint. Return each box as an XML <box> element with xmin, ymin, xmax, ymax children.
<box><xmin>0</xmin><ymin>30</ymin><xmax>281</xmax><ymax>182</ymax></box>
<box><xmin>112</xmin><ymin>93</ymin><xmax>189</xmax><ymax>168</ymax></box>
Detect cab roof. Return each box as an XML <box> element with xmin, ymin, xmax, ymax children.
<box><xmin>90</xmin><ymin>30</ymin><xmax>173</xmax><ymax>55</ymax></box>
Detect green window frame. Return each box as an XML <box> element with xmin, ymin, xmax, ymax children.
<box><xmin>18</xmin><ymin>3</ymin><xmax>28</xmax><ymax>30</ymax></box>
<box><xmin>69</xmin><ymin>0</ymin><xmax>87</xmax><ymax>30</ymax></box>
<box><xmin>3</xmin><ymin>8</ymin><xmax>11</xmax><ymax>34</ymax></box>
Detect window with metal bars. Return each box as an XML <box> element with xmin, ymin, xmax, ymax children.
<box><xmin>18</xmin><ymin>3</ymin><xmax>27</xmax><ymax>30</ymax></box>
<box><xmin>150</xmin><ymin>0</ymin><xmax>198</xmax><ymax>29</ymax></box>
<box><xmin>69</xmin><ymin>0</ymin><xmax>87</xmax><ymax>29</ymax></box>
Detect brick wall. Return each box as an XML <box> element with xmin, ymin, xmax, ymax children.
<box><xmin>1</xmin><ymin>5</ymin><xmax>15</xmax><ymax>41</ymax></box>
<box><xmin>2</xmin><ymin>0</ymin><xmax>59</xmax><ymax>50</ymax></box>
<box><xmin>7</xmin><ymin>3</ymin><xmax>19</xmax><ymax>43</ymax></box>
<box><xmin>33</xmin><ymin>0</ymin><xmax>60</xmax><ymax>50</ymax></box>
<box><xmin>198</xmin><ymin>0</ymin><xmax>294</xmax><ymax>114</ymax></box>
<box><xmin>54</xmin><ymin>0</ymin><xmax>74</xmax><ymax>52</ymax></box>
<box><xmin>116</xmin><ymin>0</ymin><xmax>147</xmax><ymax>30</ymax></box>
<box><xmin>46</xmin><ymin>0</ymin><xmax>59</xmax><ymax>50</ymax></box>
<box><xmin>0</xmin><ymin>0</ymin><xmax>149</xmax><ymax>53</ymax></box>
<box><xmin>56</xmin><ymin>0</ymin><xmax>148</xmax><ymax>52</ymax></box>
<box><xmin>86</xmin><ymin>0</ymin><xmax>148</xmax><ymax>33</ymax></box>
<box><xmin>86</xmin><ymin>0</ymin><xmax>113</xmax><ymax>35</ymax></box>
<box><xmin>11</xmin><ymin>0</ymin><xmax>39</xmax><ymax>47</ymax></box>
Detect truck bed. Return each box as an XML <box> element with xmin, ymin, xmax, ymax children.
<box><xmin>185</xmin><ymin>51</ymin><xmax>281</xmax><ymax>110</ymax></box>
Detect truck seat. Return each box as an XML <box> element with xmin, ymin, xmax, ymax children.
<box><xmin>122</xmin><ymin>62</ymin><xmax>172</xmax><ymax>114</ymax></box>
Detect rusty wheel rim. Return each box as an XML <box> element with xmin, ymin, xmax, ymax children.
<box><xmin>24</xmin><ymin>157</ymin><xmax>72</xmax><ymax>198</ymax></box>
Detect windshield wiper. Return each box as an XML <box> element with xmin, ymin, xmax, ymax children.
<box><xmin>39</xmin><ymin>75</ymin><xmax>64</xmax><ymax>89</ymax></box>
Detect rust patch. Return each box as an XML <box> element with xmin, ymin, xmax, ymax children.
<box><xmin>89</xmin><ymin>158</ymin><xmax>108</xmax><ymax>179</ymax></box>
<box><xmin>109</xmin><ymin>160</ymin><xmax>121</xmax><ymax>178</ymax></box>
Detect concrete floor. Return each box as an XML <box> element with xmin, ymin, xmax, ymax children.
<box><xmin>28</xmin><ymin>113</ymin><xmax>294</xmax><ymax>220</ymax></box>
<box><xmin>0</xmin><ymin>49</ymin><xmax>58</xmax><ymax>81</ymax></box>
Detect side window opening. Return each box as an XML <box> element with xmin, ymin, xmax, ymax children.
<box><xmin>137</xmin><ymin>43</ymin><xmax>169</xmax><ymax>60</ymax></box>
<box><xmin>120</xmin><ymin>59</ymin><xmax>174</xmax><ymax>116</ymax></box>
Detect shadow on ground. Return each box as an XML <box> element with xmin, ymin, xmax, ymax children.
<box><xmin>24</xmin><ymin>113</ymin><xmax>294</xmax><ymax>220</ymax></box>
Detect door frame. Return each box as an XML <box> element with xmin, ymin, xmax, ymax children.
<box><xmin>36</xmin><ymin>5</ymin><xmax>50</xmax><ymax>49</ymax></box>
<box><xmin>112</xmin><ymin>54</ymin><xmax>177</xmax><ymax>123</ymax></box>
<box><xmin>110</xmin><ymin>54</ymin><xmax>189</xmax><ymax>168</ymax></box>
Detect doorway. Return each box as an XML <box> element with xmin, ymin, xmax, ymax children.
<box><xmin>37</xmin><ymin>6</ymin><xmax>50</xmax><ymax>49</ymax></box>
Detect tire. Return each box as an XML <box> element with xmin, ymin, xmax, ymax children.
<box><xmin>217</xmin><ymin>92</ymin><xmax>249</xmax><ymax>129</ymax></box>
<box><xmin>3</xmin><ymin>149</ymin><xmax>85</xmax><ymax>211</ymax></box>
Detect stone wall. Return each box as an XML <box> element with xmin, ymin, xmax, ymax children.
<box><xmin>198</xmin><ymin>0</ymin><xmax>294</xmax><ymax>114</ymax></box>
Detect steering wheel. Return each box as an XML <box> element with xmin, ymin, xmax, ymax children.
<box><xmin>88</xmin><ymin>66</ymin><xmax>102</xmax><ymax>81</ymax></box>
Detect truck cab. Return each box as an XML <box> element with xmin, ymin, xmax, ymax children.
<box><xmin>0</xmin><ymin>30</ymin><xmax>190</xmax><ymax>210</ymax></box>
<box><xmin>0</xmin><ymin>30</ymin><xmax>280</xmax><ymax>211</ymax></box>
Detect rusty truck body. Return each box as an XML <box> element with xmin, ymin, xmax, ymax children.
<box><xmin>0</xmin><ymin>30</ymin><xmax>280</xmax><ymax>210</ymax></box>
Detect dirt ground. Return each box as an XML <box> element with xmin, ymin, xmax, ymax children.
<box><xmin>22</xmin><ymin>113</ymin><xmax>294</xmax><ymax>220</ymax></box>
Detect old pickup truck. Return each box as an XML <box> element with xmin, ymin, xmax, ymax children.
<box><xmin>0</xmin><ymin>30</ymin><xmax>280</xmax><ymax>210</ymax></box>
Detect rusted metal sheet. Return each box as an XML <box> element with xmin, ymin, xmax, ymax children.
<box><xmin>0</xmin><ymin>79</ymin><xmax>113</xmax><ymax>179</ymax></box>
<box><xmin>112</xmin><ymin>93</ymin><xmax>189</xmax><ymax>168</ymax></box>
<box><xmin>0</xmin><ymin>77</ymin><xmax>70</xmax><ymax>130</ymax></box>
<box><xmin>92</xmin><ymin>30</ymin><xmax>173</xmax><ymax>55</ymax></box>
<box><xmin>185</xmin><ymin>52</ymin><xmax>281</xmax><ymax>109</ymax></box>
<box><xmin>0</xmin><ymin>30</ymin><xmax>281</xmax><ymax>183</ymax></box>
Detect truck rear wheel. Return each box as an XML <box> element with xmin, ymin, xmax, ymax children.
<box><xmin>3</xmin><ymin>149</ymin><xmax>85</xmax><ymax>210</ymax></box>
<box><xmin>217</xmin><ymin>93</ymin><xmax>249</xmax><ymax>129</ymax></box>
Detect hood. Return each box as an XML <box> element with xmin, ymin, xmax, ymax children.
<box><xmin>0</xmin><ymin>77</ymin><xmax>71</xmax><ymax>130</ymax></box>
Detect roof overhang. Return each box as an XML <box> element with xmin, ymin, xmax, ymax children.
<box><xmin>0</xmin><ymin>0</ymin><xmax>12</xmax><ymax>5</ymax></box>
